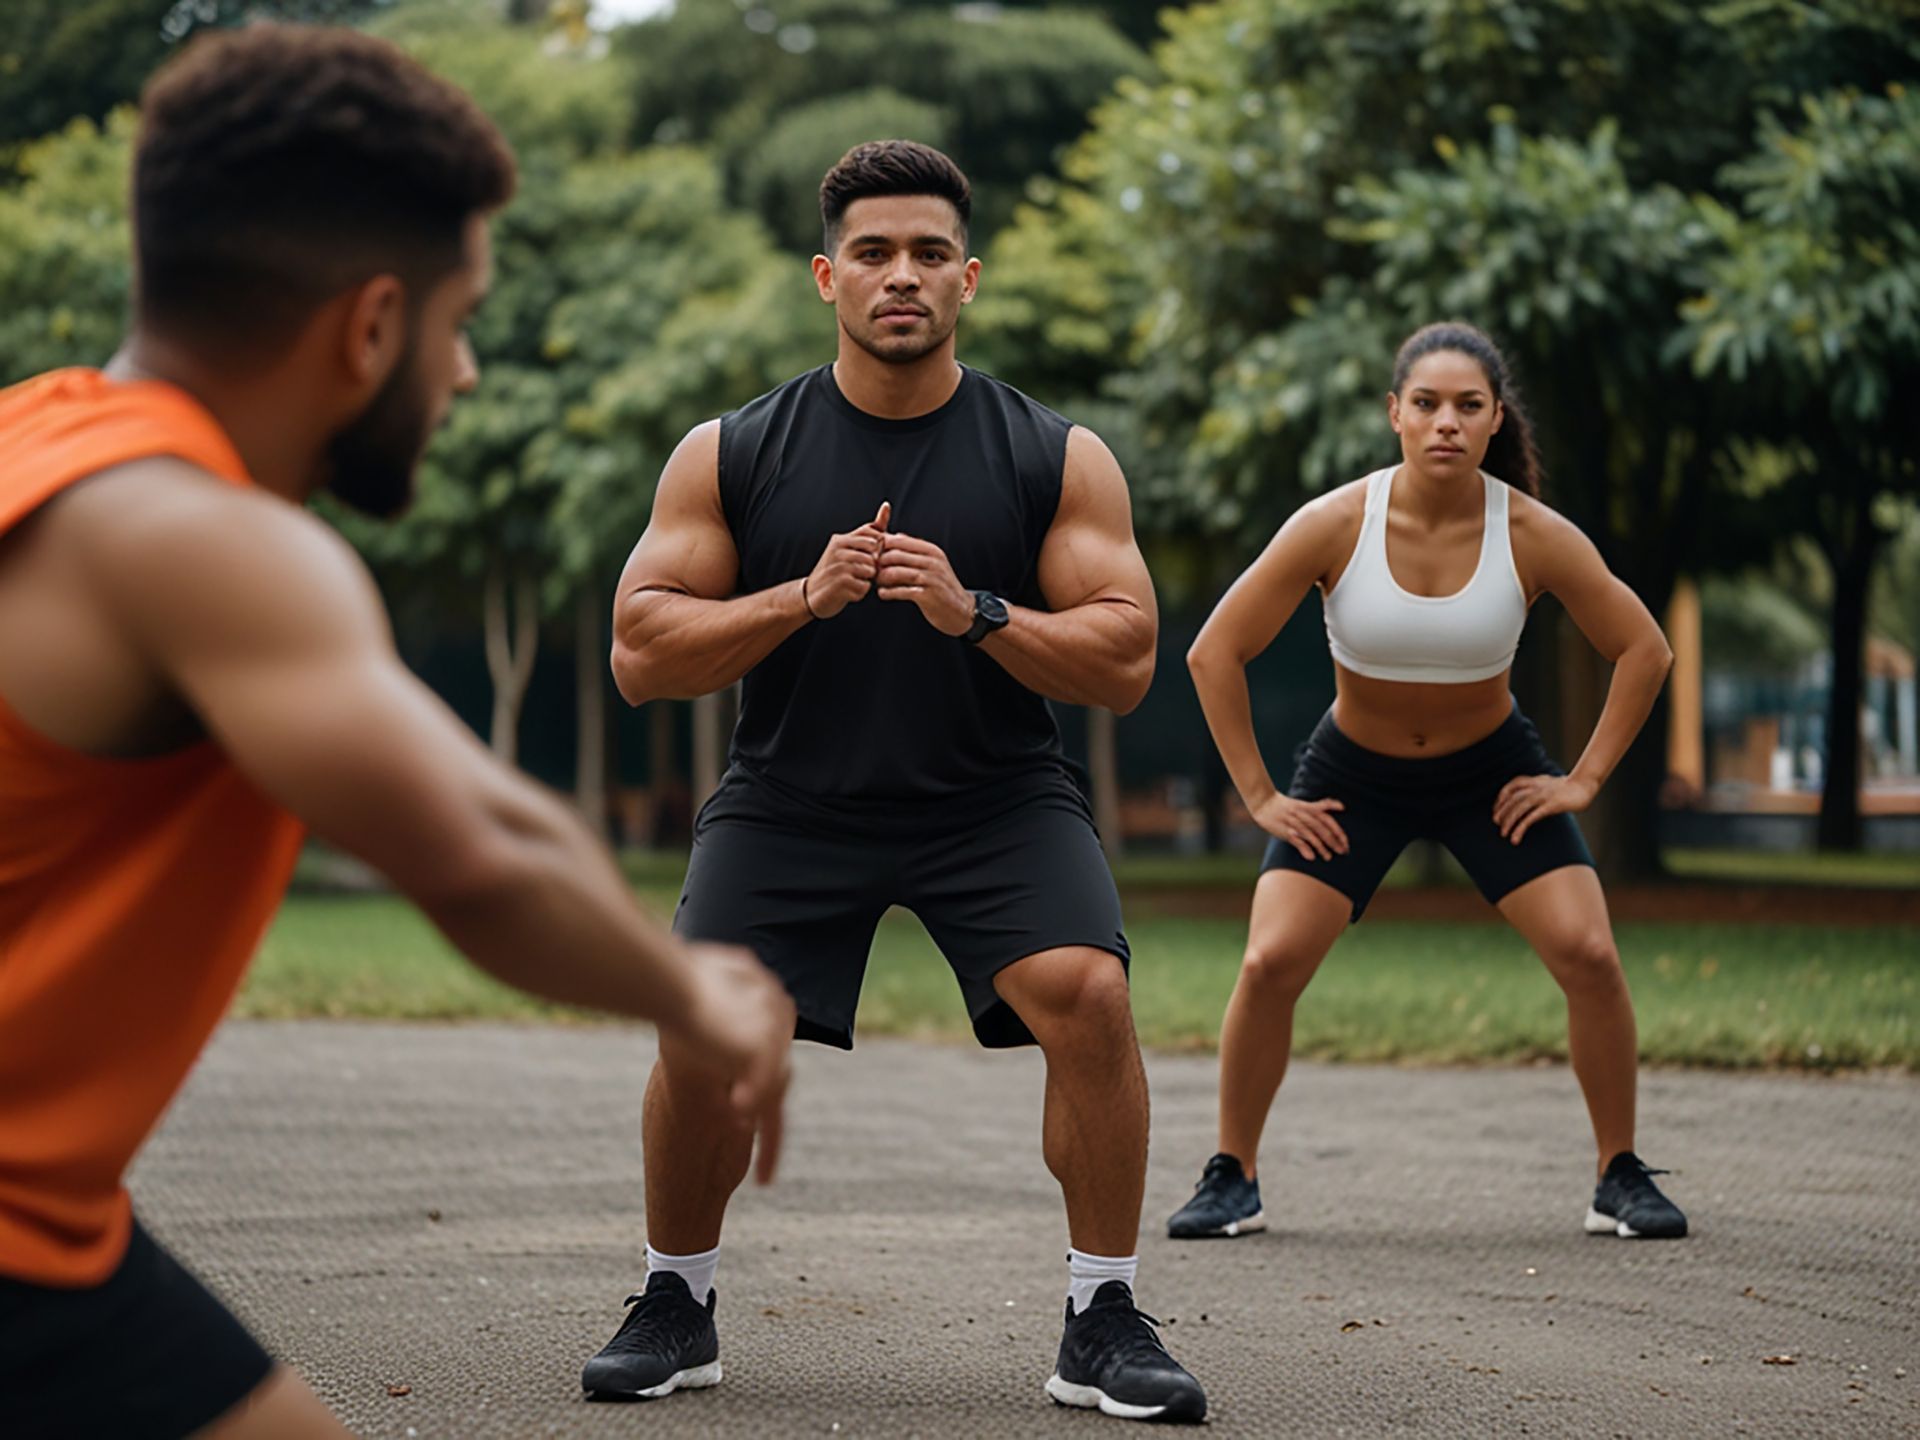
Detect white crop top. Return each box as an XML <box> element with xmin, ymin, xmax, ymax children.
<box><xmin>1322</xmin><ymin>467</ymin><xmax>1527</xmax><ymax>684</ymax></box>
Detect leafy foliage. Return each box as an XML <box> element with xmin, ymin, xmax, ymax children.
<box><xmin>0</xmin><ymin>115</ymin><xmax>134</xmax><ymax>382</ymax></box>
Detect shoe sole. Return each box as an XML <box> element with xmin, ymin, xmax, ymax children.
<box><xmin>584</xmin><ymin>1360</ymin><xmax>723</xmax><ymax>1402</ymax></box>
<box><xmin>1584</xmin><ymin>1206</ymin><xmax>1686</xmax><ymax>1240</ymax></box>
<box><xmin>1047</xmin><ymin>1374</ymin><xmax>1204</xmax><ymax>1423</ymax></box>
<box><xmin>1168</xmin><ymin>1208</ymin><xmax>1266</xmax><ymax>1240</ymax></box>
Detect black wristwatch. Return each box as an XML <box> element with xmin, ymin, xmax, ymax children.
<box><xmin>962</xmin><ymin>590</ymin><xmax>1010</xmax><ymax>645</ymax></box>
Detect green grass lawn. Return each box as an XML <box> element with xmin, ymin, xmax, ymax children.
<box><xmin>1662</xmin><ymin>847</ymin><xmax>1920</xmax><ymax>890</ymax></box>
<box><xmin>242</xmin><ymin>890</ymin><xmax>1917</xmax><ymax>1070</ymax></box>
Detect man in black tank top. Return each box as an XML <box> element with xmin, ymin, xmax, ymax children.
<box><xmin>581</xmin><ymin>142</ymin><xmax>1206</xmax><ymax>1424</ymax></box>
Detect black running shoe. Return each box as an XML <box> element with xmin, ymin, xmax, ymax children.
<box><xmin>580</xmin><ymin>1271</ymin><xmax>722</xmax><ymax>1401</ymax></box>
<box><xmin>1166</xmin><ymin>1152</ymin><xmax>1265</xmax><ymax>1239</ymax></box>
<box><xmin>1585</xmin><ymin>1151</ymin><xmax>1689</xmax><ymax>1239</ymax></box>
<box><xmin>1046</xmin><ymin>1280</ymin><xmax>1207</xmax><ymax>1423</ymax></box>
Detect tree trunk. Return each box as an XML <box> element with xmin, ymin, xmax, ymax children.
<box><xmin>574</xmin><ymin>587</ymin><xmax>607</xmax><ymax>838</ymax></box>
<box><xmin>483</xmin><ymin>560</ymin><xmax>540</xmax><ymax>766</ymax></box>
<box><xmin>649</xmin><ymin>700</ymin><xmax>679</xmax><ymax>846</ymax></box>
<box><xmin>1817</xmin><ymin>510</ymin><xmax>1879</xmax><ymax>851</ymax></box>
<box><xmin>1199</xmin><ymin>730</ymin><xmax>1228</xmax><ymax>854</ymax></box>
<box><xmin>692</xmin><ymin>688</ymin><xmax>732</xmax><ymax>812</ymax></box>
<box><xmin>1557</xmin><ymin>600</ymin><xmax>1675</xmax><ymax>885</ymax></box>
<box><xmin>1086</xmin><ymin>705</ymin><xmax>1124</xmax><ymax>857</ymax></box>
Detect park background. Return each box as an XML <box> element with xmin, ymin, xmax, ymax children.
<box><xmin>2</xmin><ymin>0</ymin><xmax>1915</xmax><ymax>1067</ymax></box>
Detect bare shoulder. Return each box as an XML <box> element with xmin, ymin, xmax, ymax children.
<box><xmin>1056</xmin><ymin>425</ymin><xmax>1135</xmax><ymax>531</ymax></box>
<box><xmin>68</xmin><ymin>457</ymin><xmax>386</xmax><ymax>641</ymax></box>
<box><xmin>1286</xmin><ymin>475</ymin><xmax>1368</xmax><ymax>545</ymax></box>
<box><xmin>656</xmin><ymin>418</ymin><xmax>725</xmax><ymax>516</ymax></box>
<box><xmin>1062</xmin><ymin>424</ymin><xmax>1127</xmax><ymax>494</ymax></box>
<box><xmin>1064</xmin><ymin>423</ymin><xmax>1121</xmax><ymax>472</ymax></box>
<box><xmin>1507</xmin><ymin>488</ymin><xmax>1599</xmax><ymax>562</ymax></box>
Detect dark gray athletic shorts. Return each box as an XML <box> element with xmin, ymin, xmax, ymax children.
<box><xmin>1262</xmin><ymin>704</ymin><xmax>1596</xmax><ymax>921</ymax></box>
<box><xmin>675</xmin><ymin>764</ymin><xmax>1130</xmax><ymax>1048</ymax></box>
<box><xmin>0</xmin><ymin>1217</ymin><xmax>273</xmax><ymax>1439</ymax></box>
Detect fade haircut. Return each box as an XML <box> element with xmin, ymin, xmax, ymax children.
<box><xmin>819</xmin><ymin>140</ymin><xmax>971</xmax><ymax>256</ymax></box>
<box><xmin>133</xmin><ymin>23</ymin><xmax>517</xmax><ymax>354</ymax></box>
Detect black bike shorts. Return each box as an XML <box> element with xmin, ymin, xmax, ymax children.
<box><xmin>1262</xmin><ymin>705</ymin><xmax>1595</xmax><ymax>922</ymax></box>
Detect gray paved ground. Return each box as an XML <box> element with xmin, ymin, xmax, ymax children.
<box><xmin>135</xmin><ymin>1022</ymin><xmax>1917</xmax><ymax>1438</ymax></box>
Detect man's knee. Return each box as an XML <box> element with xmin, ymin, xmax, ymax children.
<box><xmin>652</xmin><ymin>1037</ymin><xmax>741</xmax><ymax>1116</ymax></box>
<box><xmin>998</xmin><ymin>947</ymin><xmax>1133</xmax><ymax>1047</ymax></box>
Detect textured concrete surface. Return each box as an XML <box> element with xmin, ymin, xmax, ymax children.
<box><xmin>133</xmin><ymin>1022</ymin><xmax>1918</xmax><ymax>1438</ymax></box>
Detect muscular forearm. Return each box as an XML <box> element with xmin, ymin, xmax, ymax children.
<box><xmin>614</xmin><ymin>581</ymin><xmax>810</xmax><ymax>703</ymax></box>
<box><xmin>979</xmin><ymin>598</ymin><xmax>1155</xmax><ymax>713</ymax></box>
<box><xmin>1188</xmin><ymin>648</ymin><xmax>1281</xmax><ymax>809</ymax></box>
<box><xmin>414</xmin><ymin>779</ymin><xmax>698</xmax><ymax>1024</ymax></box>
<box><xmin>1568</xmin><ymin>637</ymin><xmax>1674</xmax><ymax>792</ymax></box>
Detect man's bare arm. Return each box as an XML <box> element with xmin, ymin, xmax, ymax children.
<box><xmin>82</xmin><ymin>462</ymin><xmax>793</xmax><ymax>1149</ymax></box>
<box><xmin>876</xmin><ymin>427</ymin><xmax>1157</xmax><ymax>713</ymax></box>
<box><xmin>611</xmin><ymin>422</ymin><xmax>886</xmax><ymax>705</ymax></box>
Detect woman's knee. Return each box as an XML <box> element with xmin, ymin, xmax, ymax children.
<box><xmin>1240</xmin><ymin>934</ymin><xmax>1324</xmax><ymax>1000</ymax></box>
<box><xmin>1544</xmin><ymin>929</ymin><xmax>1625</xmax><ymax>995</ymax></box>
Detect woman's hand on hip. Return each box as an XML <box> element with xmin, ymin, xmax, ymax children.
<box><xmin>1253</xmin><ymin>793</ymin><xmax>1348</xmax><ymax>862</ymax></box>
<box><xmin>1493</xmin><ymin>774</ymin><xmax>1595</xmax><ymax>845</ymax></box>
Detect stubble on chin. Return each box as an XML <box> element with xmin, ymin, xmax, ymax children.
<box><xmin>846</xmin><ymin>314</ymin><xmax>956</xmax><ymax>366</ymax></box>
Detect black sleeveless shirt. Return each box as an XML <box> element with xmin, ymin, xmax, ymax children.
<box><xmin>718</xmin><ymin>364</ymin><xmax>1072</xmax><ymax>806</ymax></box>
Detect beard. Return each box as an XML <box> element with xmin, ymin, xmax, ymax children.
<box><xmin>323</xmin><ymin>338</ymin><xmax>435</xmax><ymax>519</ymax></box>
<box><xmin>844</xmin><ymin>307</ymin><xmax>958</xmax><ymax>366</ymax></box>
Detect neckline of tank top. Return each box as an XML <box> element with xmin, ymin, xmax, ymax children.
<box><xmin>1374</xmin><ymin>465</ymin><xmax>1502</xmax><ymax>605</ymax></box>
<box><xmin>815</xmin><ymin>361</ymin><xmax>977</xmax><ymax>434</ymax></box>
<box><xmin>42</xmin><ymin>368</ymin><xmax>252</xmax><ymax>485</ymax></box>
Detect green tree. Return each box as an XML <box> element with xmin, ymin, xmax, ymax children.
<box><xmin>346</xmin><ymin>7</ymin><xmax>836</xmax><ymax>817</ymax></box>
<box><xmin>613</xmin><ymin>0</ymin><xmax>1146</xmax><ymax>247</ymax></box>
<box><xmin>0</xmin><ymin>0</ymin><xmax>393</xmax><ymax>154</ymax></box>
<box><xmin>0</xmin><ymin>114</ymin><xmax>134</xmax><ymax>383</ymax></box>
<box><xmin>1682</xmin><ymin>83</ymin><xmax>1920</xmax><ymax>849</ymax></box>
<box><xmin>985</xmin><ymin>0</ymin><xmax>1919</xmax><ymax>874</ymax></box>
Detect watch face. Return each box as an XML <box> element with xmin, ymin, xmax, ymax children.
<box><xmin>978</xmin><ymin>592</ymin><xmax>1010</xmax><ymax>625</ymax></box>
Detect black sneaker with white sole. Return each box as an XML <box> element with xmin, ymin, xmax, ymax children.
<box><xmin>1046</xmin><ymin>1280</ymin><xmax>1207</xmax><ymax>1423</ymax></box>
<box><xmin>1166</xmin><ymin>1152</ymin><xmax>1265</xmax><ymax>1239</ymax></box>
<box><xmin>580</xmin><ymin>1271</ymin><xmax>722</xmax><ymax>1401</ymax></box>
<box><xmin>1585</xmin><ymin>1151</ymin><xmax>1688</xmax><ymax>1239</ymax></box>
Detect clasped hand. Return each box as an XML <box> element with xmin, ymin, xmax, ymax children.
<box><xmin>803</xmin><ymin>501</ymin><xmax>974</xmax><ymax>637</ymax></box>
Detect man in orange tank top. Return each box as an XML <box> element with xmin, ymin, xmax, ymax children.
<box><xmin>0</xmin><ymin>24</ymin><xmax>794</xmax><ymax>1440</ymax></box>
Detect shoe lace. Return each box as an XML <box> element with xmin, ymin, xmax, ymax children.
<box><xmin>1196</xmin><ymin>1155</ymin><xmax>1240</xmax><ymax>1193</ymax></box>
<box><xmin>607</xmin><ymin>1288</ymin><xmax>704</xmax><ymax>1356</ymax></box>
<box><xmin>1083</xmin><ymin>1298</ymin><xmax>1172</xmax><ymax>1365</ymax></box>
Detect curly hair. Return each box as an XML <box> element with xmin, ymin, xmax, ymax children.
<box><xmin>820</xmin><ymin>140</ymin><xmax>970</xmax><ymax>255</ymax></box>
<box><xmin>133</xmin><ymin>23</ymin><xmax>516</xmax><ymax>351</ymax></box>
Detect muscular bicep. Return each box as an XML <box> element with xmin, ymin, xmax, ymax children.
<box><xmin>1035</xmin><ymin>427</ymin><xmax>1156</xmax><ymax>621</ymax></box>
<box><xmin>94</xmin><ymin>472</ymin><xmax>519</xmax><ymax>900</ymax></box>
<box><xmin>616</xmin><ymin>420</ymin><xmax>738</xmax><ymax>611</ymax></box>
<box><xmin>1520</xmin><ymin>504</ymin><xmax>1663</xmax><ymax>663</ymax></box>
<box><xmin>1195</xmin><ymin>493</ymin><xmax>1354</xmax><ymax>665</ymax></box>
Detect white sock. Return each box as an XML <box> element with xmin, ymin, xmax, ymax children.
<box><xmin>645</xmin><ymin>1243</ymin><xmax>719</xmax><ymax>1304</ymax></box>
<box><xmin>1067</xmin><ymin>1249</ymin><xmax>1138</xmax><ymax>1315</ymax></box>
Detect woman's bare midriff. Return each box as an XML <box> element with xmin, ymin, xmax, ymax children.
<box><xmin>1330</xmin><ymin>666</ymin><xmax>1515</xmax><ymax>758</ymax></box>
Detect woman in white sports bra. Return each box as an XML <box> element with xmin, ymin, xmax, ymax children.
<box><xmin>1167</xmin><ymin>322</ymin><xmax>1689</xmax><ymax>1244</ymax></box>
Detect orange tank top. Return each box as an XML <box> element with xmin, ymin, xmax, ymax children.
<box><xmin>0</xmin><ymin>368</ymin><xmax>306</xmax><ymax>1286</ymax></box>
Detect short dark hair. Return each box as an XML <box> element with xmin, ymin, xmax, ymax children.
<box><xmin>819</xmin><ymin>140</ymin><xmax>971</xmax><ymax>255</ymax></box>
<box><xmin>133</xmin><ymin>23</ymin><xmax>517</xmax><ymax>353</ymax></box>
<box><xmin>1391</xmin><ymin>321</ymin><xmax>1544</xmax><ymax>497</ymax></box>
